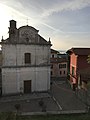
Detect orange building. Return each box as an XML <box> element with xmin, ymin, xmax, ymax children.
<box><xmin>67</xmin><ymin>48</ymin><xmax>90</xmax><ymax>90</ymax></box>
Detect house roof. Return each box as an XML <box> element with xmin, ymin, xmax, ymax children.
<box><xmin>50</xmin><ymin>58</ymin><xmax>67</xmax><ymax>63</ymax></box>
<box><xmin>67</xmin><ymin>48</ymin><xmax>90</xmax><ymax>55</ymax></box>
<box><xmin>51</xmin><ymin>49</ymin><xmax>59</xmax><ymax>54</ymax></box>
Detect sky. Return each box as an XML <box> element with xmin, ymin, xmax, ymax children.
<box><xmin>0</xmin><ymin>0</ymin><xmax>90</xmax><ymax>51</ymax></box>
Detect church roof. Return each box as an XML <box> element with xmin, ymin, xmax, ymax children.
<box><xmin>0</xmin><ymin>23</ymin><xmax>51</xmax><ymax>46</ymax></box>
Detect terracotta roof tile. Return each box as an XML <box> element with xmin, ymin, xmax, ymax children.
<box><xmin>67</xmin><ymin>48</ymin><xmax>90</xmax><ymax>55</ymax></box>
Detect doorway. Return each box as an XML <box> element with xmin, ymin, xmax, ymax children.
<box><xmin>24</xmin><ymin>80</ymin><xmax>31</xmax><ymax>93</ymax></box>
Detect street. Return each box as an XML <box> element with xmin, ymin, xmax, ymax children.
<box><xmin>51</xmin><ymin>80</ymin><xmax>86</xmax><ymax>111</ymax></box>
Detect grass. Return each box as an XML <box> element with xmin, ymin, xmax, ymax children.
<box><xmin>0</xmin><ymin>112</ymin><xmax>16</xmax><ymax>120</ymax></box>
<box><xmin>0</xmin><ymin>112</ymin><xmax>90</xmax><ymax>120</ymax></box>
<box><xmin>19</xmin><ymin>113</ymin><xmax>90</xmax><ymax>120</ymax></box>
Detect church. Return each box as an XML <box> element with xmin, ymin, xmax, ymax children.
<box><xmin>0</xmin><ymin>20</ymin><xmax>51</xmax><ymax>95</ymax></box>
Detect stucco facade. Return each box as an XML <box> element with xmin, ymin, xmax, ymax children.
<box><xmin>50</xmin><ymin>49</ymin><xmax>67</xmax><ymax>79</ymax></box>
<box><xmin>2</xmin><ymin>67</ymin><xmax>50</xmax><ymax>94</ymax></box>
<box><xmin>1</xmin><ymin>20</ymin><xmax>51</xmax><ymax>95</ymax></box>
<box><xmin>67</xmin><ymin>48</ymin><xmax>90</xmax><ymax>90</ymax></box>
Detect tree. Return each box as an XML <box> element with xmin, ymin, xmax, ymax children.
<box><xmin>14</xmin><ymin>104</ymin><xmax>21</xmax><ymax>120</ymax></box>
<box><xmin>87</xmin><ymin>55</ymin><xmax>90</xmax><ymax>63</ymax></box>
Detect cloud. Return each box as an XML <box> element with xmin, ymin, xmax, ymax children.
<box><xmin>41</xmin><ymin>0</ymin><xmax>90</xmax><ymax>17</ymax></box>
<box><xmin>0</xmin><ymin>0</ymin><xmax>90</xmax><ymax>50</ymax></box>
<box><xmin>2</xmin><ymin>0</ymin><xmax>90</xmax><ymax>18</ymax></box>
<box><xmin>1</xmin><ymin>0</ymin><xmax>90</xmax><ymax>18</ymax></box>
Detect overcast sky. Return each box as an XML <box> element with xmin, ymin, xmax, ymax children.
<box><xmin>0</xmin><ymin>0</ymin><xmax>90</xmax><ymax>50</ymax></box>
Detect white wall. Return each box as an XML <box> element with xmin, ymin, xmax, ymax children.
<box><xmin>1</xmin><ymin>24</ymin><xmax>51</xmax><ymax>95</ymax></box>
<box><xmin>2</xmin><ymin>66</ymin><xmax>50</xmax><ymax>95</ymax></box>
<box><xmin>2</xmin><ymin>44</ymin><xmax>50</xmax><ymax>66</ymax></box>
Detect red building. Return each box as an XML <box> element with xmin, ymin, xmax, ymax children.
<box><xmin>79</xmin><ymin>67</ymin><xmax>90</xmax><ymax>90</ymax></box>
<box><xmin>67</xmin><ymin>48</ymin><xmax>90</xmax><ymax>90</ymax></box>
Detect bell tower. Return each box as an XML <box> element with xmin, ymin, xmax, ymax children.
<box><xmin>9</xmin><ymin>20</ymin><xmax>18</xmax><ymax>42</ymax></box>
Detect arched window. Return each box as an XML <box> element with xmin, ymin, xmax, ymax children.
<box><xmin>24</xmin><ymin>53</ymin><xmax>31</xmax><ymax>64</ymax></box>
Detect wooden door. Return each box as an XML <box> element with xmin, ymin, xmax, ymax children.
<box><xmin>24</xmin><ymin>80</ymin><xmax>31</xmax><ymax>93</ymax></box>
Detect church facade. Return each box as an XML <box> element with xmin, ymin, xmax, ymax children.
<box><xmin>0</xmin><ymin>20</ymin><xmax>51</xmax><ymax>95</ymax></box>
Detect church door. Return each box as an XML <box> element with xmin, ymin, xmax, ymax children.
<box><xmin>24</xmin><ymin>80</ymin><xmax>31</xmax><ymax>93</ymax></box>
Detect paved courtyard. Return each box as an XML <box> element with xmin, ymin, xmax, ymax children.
<box><xmin>0</xmin><ymin>79</ymin><xmax>88</xmax><ymax>114</ymax></box>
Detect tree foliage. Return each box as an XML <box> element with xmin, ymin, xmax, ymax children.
<box><xmin>87</xmin><ymin>55</ymin><xmax>90</xmax><ymax>63</ymax></box>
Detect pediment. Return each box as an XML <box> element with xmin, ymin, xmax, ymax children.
<box><xmin>19</xmin><ymin>26</ymin><xmax>39</xmax><ymax>39</ymax></box>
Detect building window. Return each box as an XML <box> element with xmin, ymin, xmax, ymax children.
<box><xmin>64</xmin><ymin>71</ymin><xmax>65</xmax><ymax>74</ymax></box>
<box><xmin>51</xmin><ymin>64</ymin><xmax>53</xmax><ymax>69</ymax></box>
<box><xmin>51</xmin><ymin>71</ymin><xmax>53</xmax><ymax>75</ymax></box>
<box><xmin>60</xmin><ymin>71</ymin><xmax>62</xmax><ymax>75</ymax></box>
<box><xmin>24</xmin><ymin>53</ymin><xmax>31</xmax><ymax>64</ymax></box>
<box><xmin>72</xmin><ymin>66</ymin><xmax>75</xmax><ymax>76</ymax></box>
<box><xmin>0</xmin><ymin>68</ymin><xmax>1</xmax><ymax>73</ymax></box>
<box><xmin>59</xmin><ymin>64</ymin><xmax>66</xmax><ymax>69</ymax></box>
<box><xmin>52</xmin><ymin>54</ymin><xmax>54</xmax><ymax>58</ymax></box>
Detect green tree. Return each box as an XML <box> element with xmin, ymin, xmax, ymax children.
<box><xmin>87</xmin><ymin>55</ymin><xmax>90</xmax><ymax>63</ymax></box>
